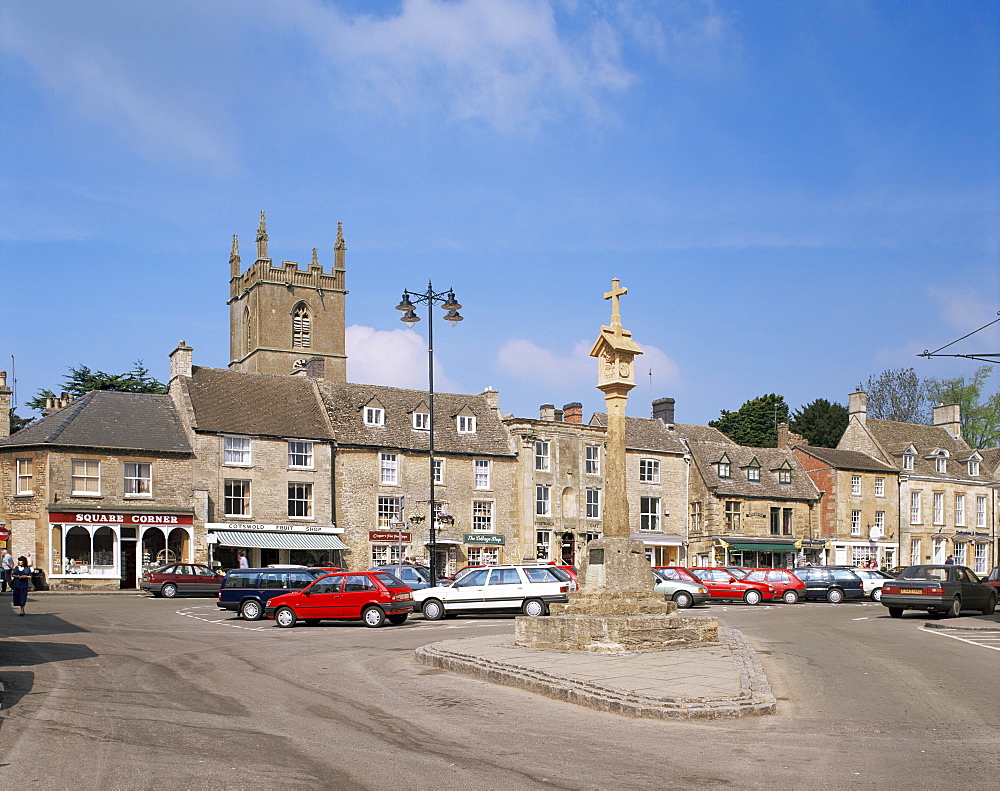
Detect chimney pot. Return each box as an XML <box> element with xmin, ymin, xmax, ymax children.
<box><xmin>652</xmin><ymin>397</ymin><xmax>675</xmax><ymax>425</ymax></box>
<box><xmin>562</xmin><ymin>402</ymin><xmax>583</xmax><ymax>424</ymax></box>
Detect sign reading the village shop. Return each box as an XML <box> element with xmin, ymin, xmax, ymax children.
<box><xmin>463</xmin><ymin>533</ymin><xmax>505</xmax><ymax>545</ymax></box>
<box><xmin>370</xmin><ymin>531</ymin><xmax>411</xmax><ymax>542</ymax></box>
<box><xmin>51</xmin><ymin>512</ymin><xmax>193</xmax><ymax>525</ymax></box>
<box><xmin>206</xmin><ymin>522</ymin><xmax>342</xmax><ymax>534</ymax></box>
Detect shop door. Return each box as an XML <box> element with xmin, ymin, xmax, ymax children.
<box><xmin>261</xmin><ymin>548</ymin><xmax>280</xmax><ymax>567</ymax></box>
<box><xmin>561</xmin><ymin>533</ymin><xmax>575</xmax><ymax>566</ymax></box>
<box><xmin>120</xmin><ymin>540</ymin><xmax>138</xmax><ymax>589</ymax></box>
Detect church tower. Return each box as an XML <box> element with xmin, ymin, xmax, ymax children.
<box><xmin>228</xmin><ymin>212</ymin><xmax>348</xmax><ymax>380</ymax></box>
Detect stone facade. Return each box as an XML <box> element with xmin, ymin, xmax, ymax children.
<box><xmin>837</xmin><ymin>392</ymin><xmax>996</xmax><ymax>574</ymax></box>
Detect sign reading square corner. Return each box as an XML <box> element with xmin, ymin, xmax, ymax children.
<box><xmin>463</xmin><ymin>533</ymin><xmax>505</xmax><ymax>545</ymax></box>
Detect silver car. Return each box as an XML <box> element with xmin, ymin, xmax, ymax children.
<box><xmin>652</xmin><ymin>569</ymin><xmax>710</xmax><ymax>609</ymax></box>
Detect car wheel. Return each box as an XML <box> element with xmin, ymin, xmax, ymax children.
<box><xmin>422</xmin><ymin>599</ymin><xmax>445</xmax><ymax>621</ymax></box>
<box><xmin>387</xmin><ymin>613</ymin><xmax>408</xmax><ymax>625</ymax></box>
<box><xmin>672</xmin><ymin>591</ymin><xmax>694</xmax><ymax>609</ymax></box>
<box><xmin>743</xmin><ymin>589</ymin><xmax>762</xmax><ymax>605</ymax></box>
<box><xmin>782</xmin><ymin>590</ymin><xmax>799</xmax><ymax>604</ymax></box>
<box><xmin>161</xmin><ymin>583</ymin><xmax>178</xmax><ymax>599</ymax></box>
<box><xmin>522</xmin><ymin>598</ymin><xmax>547</xmax><ymax>617</ymax></box>
<box><xmin>826</xmin><ymin>588</ymin><xmax>844</xmax><ymax>604</ymax></box>
<box><xmin>982</xmin><ymin>595</ymin><xmax>997</xmax><ymax>616</ymax></box>
<box><xmin>274</xmin><ymin>606</ymin><xmax>296</xmax><ymax>628</ymax></box>
<box><xmin>240</xmin><ymin>599</ymin><xmax>262</xmax><ymax>621</ymax></box>
<box><xmin>362</xmin><ymin>605</ymin><xmax>386</xmax><ymax>628</ymax></box>
<box><xmin>946</xmin><ymin>596</ymin><xmax>961</xmax><ymax>619</ymax></box>
<box><xmin>872</xmin><ymin>587</ymin><xmax>883</xmax><ymax>602</ymax></box>
<box><xmin>888</xmin><ymin>607</ymin><xmax>903</xmax><ymax>618</ymax></box>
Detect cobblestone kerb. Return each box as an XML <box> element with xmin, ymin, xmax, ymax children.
<box><xmin>415</xmin><ymin>626</ymin><xmax>776</xmax><ymax>720</ymax></box>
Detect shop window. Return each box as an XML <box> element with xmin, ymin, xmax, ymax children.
<box><xmin>535</xmin><ymin>530</ymin><xmax>552</xmax><ymax>560</ymax></box>
<box><xmin>467</xmin><ymin>546</ymin><xmax>499</xmax><ymax>566</ymax></box>
<box><xmin>372</xmin><ymin>544</ymin><xmax>402</xmax><ymax>566</ymax></box>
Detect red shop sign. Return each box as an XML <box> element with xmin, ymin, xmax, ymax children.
<box><xmin>50</xmin><ymin>512</ymin><xmax>194</xmax><ymax>526</ymax></box>
<box><xmin>369</xmin><ymin>531</ymin><xmax>411</xmax><ymax>542</ymax></box>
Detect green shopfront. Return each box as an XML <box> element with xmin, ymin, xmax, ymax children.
<box><xmin>464</xmin><ymin>532</ymin><xmax>506</xmax><ymax>566</ymax></box>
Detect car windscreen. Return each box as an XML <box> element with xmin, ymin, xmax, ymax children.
<box><xmin>898</xmin><ymin>566</ymin><xmax>947</xmax><ymax>582</ymax></box>
<box><xmin>454</xmin><ymin>569</ymin><xmax>490</xmax><ymax>587</ymax></box>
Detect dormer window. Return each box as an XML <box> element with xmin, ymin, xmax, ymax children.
<box><xmin>745</xmin><ymin>458</ymin><xmax>761</xmax><ymax>482</ymax></box>
<box><xmin>935</xmin><ymin>456</ymin><xmax>946</xmax><ymax>474</ymax></box>
<box><xmin>902</xmin><ymin>453</ymin><xmax>914</xmax><ymax>471</ymax></box>
<box><xmin>365</xmin><ymin>407</ymin><xmax>384</xmax><ymax>426</ymax></box>
<box><xmin>457</xmin><ymin>415</ymin><xmax>476</xmax><ymax>434</ymax></box>
<box><xmin>774</xmin><ymin>460</ymin><xmax>793</xmax><ymax>485</ymax></box>
<box><xmin>715</xmin><ymin>454</ymin><xmax>732</xmax><ymax>479</ymax></box>
<box><xmin>413</xmin><ymin>412</ymin><xmax>429</xmax><ymax>430</ymax></box>
<box><xmin>969</xmin><ymin>459</ymin><xmax>980</xmax><ymax>477</ymax></box>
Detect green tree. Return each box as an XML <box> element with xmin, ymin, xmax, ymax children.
<box><xmin>709</xmin><ymin>394</ymin><xmax>789</xmax><ymax>447</ymax></box>
<box><xmin>860</xmin><ymin>368</ymin><xmax>929</xmax><ymax>424</ymax></box>
<box><xmin>25</xmin><ymin>361</ymin><xmax>168</xmax><ymax>413</ymax></box>
<box><xmin>8</xmin><ymin>408</ymin><xmax>33</xmax><ymax>434</ymax></box>
<box><xmin>789</xmin><ymin>398</ymin><xmax>849</xmax><ymax>448</ymax></box>
<box><xmin>925</xmin><ymin>366</ymin><xmax>1000</xmax><ymax>449</ymax></box>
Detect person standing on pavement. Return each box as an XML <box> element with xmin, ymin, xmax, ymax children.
<box><xmin>1</xmin><ymin>548</ymin><xmax>13</xmax><ymax>592</ymax></box>
<box><xmin>945</xmin><ymin>555</ymin><xmax>955</xmax><ymax>565</ymax></box>
<box><xmin>238</xmin><ymin>552</ymin><xmax>249</xmax><ymax>569</ymax></box>
<box><xmin>11</xmin><ymin>556</ymin><xmax>31</xmax><ymax>616</ymax></box>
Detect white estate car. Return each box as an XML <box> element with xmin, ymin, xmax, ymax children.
<box><xmin>848</xmin><ymin>568</ymin><xmax>895</xmax><ymax>601</ymax></box>
<box><xmin>413</xmin><ymin>564</ymin><xmax>571</xmax><ymax>619</ymax></box>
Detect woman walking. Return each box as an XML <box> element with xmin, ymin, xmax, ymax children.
<box><xmin>11</xmin><ymin>555</ymin><xmax>31</xmax><ymax>616</ymax></box>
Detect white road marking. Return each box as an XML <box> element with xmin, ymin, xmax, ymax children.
<box><xmin>925</xmin><ymin>628</ymin><xmax>1000</xmax><ymax>651</ymax></box>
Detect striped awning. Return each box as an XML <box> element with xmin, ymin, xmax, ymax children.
<box><xmin>213</xmin><ymin>531</ymin><xmax>349</xmax><ymax>551</ymax></box>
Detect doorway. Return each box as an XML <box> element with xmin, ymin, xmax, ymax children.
<box><xmin>561</xmin><ymin>532</ymin><xmax>575</xmax><ymax>566</ymax></box>
<box><xmin>120</xmin><ymin>540</ymin><xmax>138</xmax><ymax>589</ymax></box>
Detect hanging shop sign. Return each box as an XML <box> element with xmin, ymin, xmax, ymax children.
<box><xmin>370</xmin><ymin>531</ymin><xmax>412</xmax><ymax>542</ymax></box>
<box><xmin>464</xmin><ymin>533</ymin><xmax>505</xmax><ymax>546</ymax></box>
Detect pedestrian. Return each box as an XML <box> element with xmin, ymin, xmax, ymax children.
<box><xmin>1</xmin><ymin>548</ymin><xmax>13</xmax><ymax>593</ymax></box>
<box><xmin>11</xmin><ymin>555</ymin><xmax>31</xmax><ymax>616</ymax></box>
<box><xmin>238</xmin><ymin>552</ymin><xmax>249</xmax><ymax>569</ymax></box>
<box><xmin>945</xmin><ymin>555</ymin><xmax>955</xmax><ymax>565</ymax></box>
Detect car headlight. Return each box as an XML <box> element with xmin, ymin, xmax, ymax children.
<box><xmin>697</xmin><ymin>587</ymin><xmax>707</xmax><ymax>594</ymax></box>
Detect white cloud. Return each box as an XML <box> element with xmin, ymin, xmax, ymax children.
<box><xmin>346</xmin><ymin>324</ymin><xmax>462</xmax><ymax>392</ymax></box>
<box><xmin>497</xmin><ymin>337</ymin><xmax>681</xmax><ymax>391</ymax></box>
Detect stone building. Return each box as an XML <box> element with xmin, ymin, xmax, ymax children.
<box><xmin>0</xmin><ymin>389</ymin><xmax>196</xmax><ymax>590</ymax></box>
<box><xmin>792</xmin><ymin>444</ymin><xmax>900</xmax><ymax>568</ymax></box>
<box><xmin>678</xmin><ymin>423</ymin><xmax>821</xmax><ymax>568</ymax></box>
<box><xmin>318</xmin><ymin>381</ymin><xmax>517</xmax><ymax>577</ymax></box>
<box><xmin>837</xmin><ymin>391</ymin><xmax>996</xmax><ymax>574</ymax></box>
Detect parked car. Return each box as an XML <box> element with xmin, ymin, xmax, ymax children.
<box><xmin>412</xmin><ymin>564</ymin><xmax>570</xmax><ymax>619</ymax></box>
<box><xmin>651</xmin><ymin>568</ymin><xmax>710</xmax><ymax>608</ymax></box>
<box><xmin>880</xmin><ymin>565</ymin><xmax>997</xmax><ymax>618</ymax></box>
<box><xmin>740</xmin><ymin>568</ymin><xmax>806</xmax><ymax>603</ymax></box>
<box><xmin>686</xmin><ymin>567</ymin><xmax>776</xmax><ymax>605</ymax></box>
<box><xmin>217</xmin><ymin>567</ymin><xmax>333</xmax><ymax>620</ymax></box>
<box><xmin>369</xmin><ymin>564</ymin><xmax>433</xmax><ymax>590</ymax></box>
<box><xmin>140</xmin><ymin>564</ymin><xmax>224</xmax><ymax>598</ymax></box>
<box><xmin>841</xmin><ymin>568</ymin><xmax>894</xmax><ymax>601</ymax></box>
<box><xmin>265</xmin><ymin>571</ymin><xmax>414</xmax><ymax>628</ymax></box>
<box><xmin>791</xmin><ymin>567</ymin><xmax>865</xmax><ymax>603</ymax></box>
<box><xmin>983</xmin><ymin>566</ymin><xmax>1000</xmax><ymax>594</ymax></box>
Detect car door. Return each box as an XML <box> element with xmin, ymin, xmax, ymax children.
<box><xmin>956</xmin><ymin>566</ymin><xmax>987</xmax><ymax>610</ymax></box>
<box><xmin>296</xmin><ymin>576</ymin><xmax>344</xmax><ymax>619</ymax></box>
<box><xmin>339</xmin><ymin>574</ymin><xmax>380</xmax><ymax>619</ymax></box>
<box><xmin>445</xmin><ymin>568</ymin><xmax>490</xmax><ymax>612</ymax></box>
<box><xmin>484</xmin><ymin>567</ymin><xmax>525</xmax><ymax>611</ymax></box>
<box><xmin>174</xmin><ymin>564</ymin><xmax>199</xmax><ymax>594</ymax></box>
<box><xmin>692</xmin><ymin>569</ymin><xmax>731</xmax><ymax>599</ymax></box>
<box><xmin>191</xmin><ymin>564</ymin><xmax>221</xmax><ymax>594</ymax></box>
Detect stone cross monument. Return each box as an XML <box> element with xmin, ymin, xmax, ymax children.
<box><xmin>515</xmin><ymin>279</ymin><xmax>718</xmax><ymax>652</ymax></box>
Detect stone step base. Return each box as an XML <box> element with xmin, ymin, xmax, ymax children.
<box><xmin>516</xmin><ymin>613</ymin><xmax>719</xmax><ymax>653</ymax></box>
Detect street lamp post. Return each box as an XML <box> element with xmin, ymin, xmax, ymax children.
<box><xmin>395</xmin><ymin>282</ymin><xmax>463</xmax><ymax>588</ymax></box>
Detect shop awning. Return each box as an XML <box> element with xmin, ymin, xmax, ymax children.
<box><xmin>213</xmin><ymin>531</ymin><xmax>349</xmax><ymax>551</ymax></box>
<box><xmin>630</xmin><ymin>534</ymin><xmax>684</xmax><ymax>546</ymax></box>
<box><xmin>728</xmin><ymin>542</ymin><xmax>795</xmax><ymax>553</ymax></box>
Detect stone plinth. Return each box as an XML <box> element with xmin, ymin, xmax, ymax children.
<box><xmin>515</xmin><ymin>613</ymin><xmax>718</xmax><ymax>654</ymax></box>
<box><xmin>515</xmin><ymin>537</ymin><xmax>719</xmax><ymax>653</ymax></box>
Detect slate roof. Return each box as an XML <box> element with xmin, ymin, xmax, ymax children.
<box><xmin>0</xmin><ymin>390</ymin><xmax>191</xmax><ymax>453</ymax></box>
<box><xmin>183</xmin><ymin>367</ymin><xmax>331</xmax><ymax>440</ymax></box>
<box><xmin>316</xmin><ymin>381</ymin><xmax>515</xmax><ymax>456</ymax></box>
<box><xmin>979</xmin><ymin>447</ymin><xmax>1000</xmax><ymax>477</ymax></box>
<box><xmin>686</xmin><ymin>440</ymin><xmax>820</xmax><ymax>501</ymax></box>
<box><xmin>864</xmin><ymin>418</ymin><xmax>985</xmax><ymax>482</ymax></box>
<box><xmin>589</xmin><ymin>413</ymin><xmax>687</xmax><ymax>454</ymax></box>
<box><xmin>670</xmin><ymin>423</ymin><xmax>737</xmax><ymax>444</ymax></box>
<box><xmin>794</xmin><ymin>446</ymin><xmax>898</xmax><ymax>474</ymax></box>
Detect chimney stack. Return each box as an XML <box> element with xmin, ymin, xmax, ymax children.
<box><xmin>539</xmin><ymin>404</ymin><xmax>556</xmax><ymax>421</ymax></box>
<box><xmin>304</xmin><ymin>357</ymin><xmax>326</xmax><ymax>379</ymax></box>
<box><xmin>652</xmin><ymin>397</ymin><xmax>675</xmax><ymax>425</ymax></box>
<box><xmin>848</xmin><ymin>391</ymin><xmax>867</xmax><ymax>422</ymax></box>
<box><xmin>170</xmin><ymin>341</ymin><xmax>193</xmax><ymax>381</ymax></box>
<box><xmin>0</xmin><ymin>370</ymin><xmax>11</xmax><ymax>438</ymax></box>
<box><xmin>563</xmin><ymin>402</ymin><xmax>583</xmax><ymax>424</ymax></box>
<box><xmin>932</xmin><ymin>403</ymin><xmax>962</xmax><ymax>439</ymax></box>
<box><xmin>480</xmin><ymin>387</ymin><xmax>500</xmax><ymax>412</ymax></box>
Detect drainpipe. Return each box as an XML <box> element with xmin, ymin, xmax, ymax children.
<box><xmin>683</xmin><ymin>453</ymin><xmax>690</xmax><ymax>566</ymax></box>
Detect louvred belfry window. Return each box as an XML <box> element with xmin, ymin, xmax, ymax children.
<box><xmin>292</xmin><ymin>305</ymin><xmax>311</xmax><ymax>348</ymax></box>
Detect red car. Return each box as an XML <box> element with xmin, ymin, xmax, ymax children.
<box><xmin>264</xmin><ymin>571</ymin><xmax>413</xmax><ymax>628</ymax></box>
<box><xmin>686</xmin><ymin>567</ymin><xmax>776</xmax><ymax>605</ymax></box>
<box><xmin>740</xmin><ymin>568</ymin><xmax>806</xmax><ymax>604</ymax></box>
<box><xmin>140</xmin><ymin>563</ymin><xmax>224</xmax><ymax>598</ymax></box>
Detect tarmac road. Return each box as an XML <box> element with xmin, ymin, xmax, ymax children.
<box><xmin>1</xmin><ymin>593</ymin><xmax>998</xmax><ymax>790</ymax></box>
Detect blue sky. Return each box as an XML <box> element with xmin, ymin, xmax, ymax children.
<box><xmin>3</xmin><ymin>0</ymin><xmax>998</xmax><ymax>427</ymax></box>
